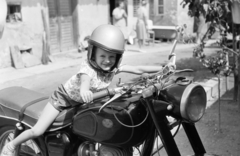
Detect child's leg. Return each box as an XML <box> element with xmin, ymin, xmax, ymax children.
<box><xmin>1</xmin><ymin>102</ymin><xmax>60</xmax><ymax>156</ymax></box>
<box><xmin>12</xmin><ymin>102</ymin><xmax>60</xmax><ymax>146</ymax></box>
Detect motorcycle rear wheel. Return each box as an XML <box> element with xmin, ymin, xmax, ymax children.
<box><xmin>0</xmin><ymin>126</ymin><xmax>47</xmax><ymax>156</ymax></box>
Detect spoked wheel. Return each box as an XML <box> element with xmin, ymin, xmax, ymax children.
<box><xmin>0</xmin><ymin>127</ymin><xmax>47</xmax><ymax>156</ymax></box>
<box><xmin>133</xmin><ymin>117</ymin><xmax>181</xmax><ymax>156</ymax></box>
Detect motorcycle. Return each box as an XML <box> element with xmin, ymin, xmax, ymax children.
<box><xmin>0</xmin><ymin>40</ymin><xmax>209</xmax><ymax>156</ymax></box>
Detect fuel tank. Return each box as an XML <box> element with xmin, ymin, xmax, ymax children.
<box><xmin>72</xmin><ymin>94</ymin><xmax>151</xmax><ymax>147</ymax></box>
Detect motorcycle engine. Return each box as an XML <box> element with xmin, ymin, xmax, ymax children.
<box><xmin>78</xmin><ymin>141</ymin><xmax>132</xmax><ymax>156</ymax></box>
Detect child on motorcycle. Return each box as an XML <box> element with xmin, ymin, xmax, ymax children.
<box><xmin>1</xmin><ymin>24</ymin><xmax>172</xmax><ymax>156</ymax></box>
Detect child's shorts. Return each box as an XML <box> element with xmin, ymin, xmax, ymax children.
<box><xmin>49</xmin><ymin>85</ymin><xmax>79</xmax><ymax>112</ymax></box>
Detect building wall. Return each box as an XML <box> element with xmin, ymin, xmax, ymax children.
<box><xmin>5</xmin><ymin>0</ymin><xmax>45</xmax><ymax>34</ymax></box>
<box><xmin>150</xmin><ymin>0</ymin><xmax>178</xmax><ymax>26</ymax></box>
<box><xmin>19</xmin><ymin>0</ymin><xmax>44</xmax><ymax>34</ymax></box>
<box><xmin>148</xmin><ymin>0</ymin><xmax>194</xmax><ymax>35</ymax></box>
<box><xmin>77</xmin><ymin>0</ymin><xmax>109</xmax><ymax>43</ymax></box>
<box><xmin>0</xmin><ymin>0</ymin><xmax>111</xmax><ymax>69</ymax></box>
<box><xmin>0</xmin><ymin>0</ymin><xmax>44</xmax><ymax>69</ymax></box>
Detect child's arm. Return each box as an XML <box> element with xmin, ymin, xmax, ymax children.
<box><xmin>79</xmin><ymin>74</ymin><xmax>93</xmax><ymax>103</ymax></box>
<box><xmin>119</xmin><ymin>65</ymin><xmax>163</xmax><ymax>75</ymax></box>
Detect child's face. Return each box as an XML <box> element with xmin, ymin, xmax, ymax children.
<box><xmin>95</xmin><ymin>48</ymin><xmax>117</xmax><ymax>71</ymax></box>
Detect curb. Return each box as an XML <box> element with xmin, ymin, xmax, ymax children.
<box><xmin>197</xmin><ymin>75</ymin><xmax>234</xmax><ymax>108</ymax></box>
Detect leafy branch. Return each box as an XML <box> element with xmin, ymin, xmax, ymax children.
<box><xmin>181</xmin><ymin>0</ymin><xmax>239</xmax><ymax>76</ymax></box>
<box><xmin>192</xmin><ymin>22</ymin><xmax>236</xmax><ymax>76</ymax></box>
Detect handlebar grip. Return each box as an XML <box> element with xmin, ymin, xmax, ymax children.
<box><xmin>92</xmin><ymin>88</ymin><xmax>115</xmax><ymax>100</ymax></box>
<box><xmin>142</xmin><ymin>80</ymin><xmax>175</xmax><ymax>98</ymax></box>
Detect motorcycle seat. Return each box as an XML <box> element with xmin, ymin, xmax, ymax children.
<box><xmin>0</xmin><ymin>86</ymin><xmax>76</xmax><ymax>131</ymax></box>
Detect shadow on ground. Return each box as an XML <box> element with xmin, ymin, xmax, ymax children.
<box><xmin>173</xmin><ymin>89</ymin><xmax>240</xmax><ymax>156</ymax></box>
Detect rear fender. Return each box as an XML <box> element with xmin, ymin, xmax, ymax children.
<box><xmin>0</xmin><ymin>116</ymin><xmax>18</xmax><ymax>129</ymax></box>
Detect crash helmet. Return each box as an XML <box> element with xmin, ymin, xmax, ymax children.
<box><xmin>87</xmin><ymin>24</ymin><xmax>125</xmax><ymax>73</ymax></box>
<box><xmin>0</xmin><ymin>0</ymin><xmax>7</xmax><ymax>39</ymax></box>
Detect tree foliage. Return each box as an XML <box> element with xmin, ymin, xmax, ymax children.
<box><xmin>181</xmin><ymin>0</ymin><xmax>233</xmax><ymax>33</ymax></box>
<box><xmin>180</xmin><ymin>0</ymin><xmax>239</xmax><ymax>76</ymax></box>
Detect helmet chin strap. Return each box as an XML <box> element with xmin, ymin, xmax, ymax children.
<box><xmin>88</xmin><ymin>60</ymin><xmax>116</xmax><ymax>74</ymax></box>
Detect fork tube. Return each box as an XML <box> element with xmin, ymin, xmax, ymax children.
<box><xmin>143</xmin><ymin>98</ymin><xmax>181</xmax><ymax>156</ymax></box>
<box><xmin>182</xmin><ymin>122</ymin><xmax>206</xmax><ymax>155</ymax></box>
<box><xmin>140</xmin><ymin>123</ymin><xmax>156</xmax><ymax>156</ymax></box>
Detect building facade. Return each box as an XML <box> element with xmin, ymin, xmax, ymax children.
<box><xmin>0</xmin><ymin>0</ymin><xmax>194</xmax><ymax>69</ymax></box>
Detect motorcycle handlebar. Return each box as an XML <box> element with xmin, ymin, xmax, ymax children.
<box><xmin>92</xmin><ymin>88</ymin><xmax>116</xmax><ymax>100</ymax></box>
<box><xmin>88</xmin><ymin>77</ymin><xmax>175</xmax><ymax>103</ymax></box>
<box><xmin>141</xmin><ymin>80</ymin><xmax>175</xmax><ymax>98</ymax></box>
<box><xmin>78</xmin><ymin>88</ymin><xmax>116</xmax><ymax>104</ymax></box>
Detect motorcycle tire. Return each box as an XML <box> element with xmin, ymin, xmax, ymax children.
<box><xmin>0</xmin><ymin>126</ymin><xmax>48</xmax><ymax>156</ymax></box>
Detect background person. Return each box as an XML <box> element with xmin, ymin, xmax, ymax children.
<box><xmin>112</xmin><ymin>1</ymin><xmax>128</xmax><ymax>41</ymax></box>
<box><xmin>136</xmin><ymin>0</ymin><xmax>148</xmax><ymax>52</ymax></box>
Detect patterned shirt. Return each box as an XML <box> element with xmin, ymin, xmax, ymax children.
<box><xmin>63</xmin><ymin>60</ymin><xmax>117</xmax><ymax>102</ymax></box>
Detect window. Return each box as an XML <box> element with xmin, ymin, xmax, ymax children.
<box><xmin>133</xmin><ymin>0</ymin><xmax>140</xmax><ymax>17</ymax></box>
<box><xmin>6</xmin><ymin>2</ymin><xmax>22</xmax><ymax>23</ymax></box>
<box><xmin>157</xmin><ymin>0</ymin><xmax>164</xmax><ymax>15</ymax></box>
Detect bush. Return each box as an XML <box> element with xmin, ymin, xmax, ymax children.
<box><xmin>176</xmin><ymin>57</ymin><xmax>215</xmax><ymax>82</ymax></box>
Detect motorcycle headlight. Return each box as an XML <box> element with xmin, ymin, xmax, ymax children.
<box><xmin>180</xmin><ymin>84</ymin><xmax>207</xmax><ymax>123</ymax></box>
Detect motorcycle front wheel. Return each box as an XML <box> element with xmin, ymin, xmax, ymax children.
<box><xmin>0</xmin><ymin>126</ymin><xmax>47</xmax><ymax>156</ymax></box>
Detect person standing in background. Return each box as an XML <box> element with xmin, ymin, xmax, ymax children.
<box><xmin>136</xmin><ymin>0</ymin><xmax>148</xmax><ymax>52</ymax></box>
<box><xmin>112</xmin><ymin>1</ymin><xmax>128</xmax><ymax>42</ymax></box>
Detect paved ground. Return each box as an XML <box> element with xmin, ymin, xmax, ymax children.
<box><xmin>156</xmin><ymin>89</ymin><xmax>240</xmax><ymax>156</ymax></box>
<box><xmin>0</xmin><ymin>41</ymin><xmax>219</xmax><ymax>87</ymax></box>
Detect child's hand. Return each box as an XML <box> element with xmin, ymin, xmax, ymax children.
<box><xmin>80</xmin><ymin>90</ymin><xmax>93</xmax><ymax>103</ymax></box>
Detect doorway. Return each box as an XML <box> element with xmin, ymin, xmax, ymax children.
<box><xmin>109</xmin><ymin>0</ymin><xmax>128</xmax><ymax>25</ymax></box>
<box><xmin>47</xmin><ymin>0</ymin><xmax>75</xmax><ymax>53</ymax></box>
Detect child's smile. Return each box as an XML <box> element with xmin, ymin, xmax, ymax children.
<box><xmin>95</xmin><ymin>48</ymin><xmax>117</xmax><ymax>71</ymax></box>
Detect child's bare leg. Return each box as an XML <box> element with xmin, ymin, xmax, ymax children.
<box><xmin>12</xmin><ymin>102</ymin><xmax>60</xmax><ymax>146</ymax></box>
<box><xmin>1</xmin><ymin>102</ymin><xmax>59</xmax><ymax>155</ymax></box>
<box><xmin>12</xmin><ymin>103</ymin><xmax>59</xmax><ymax>146</ymax></box>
